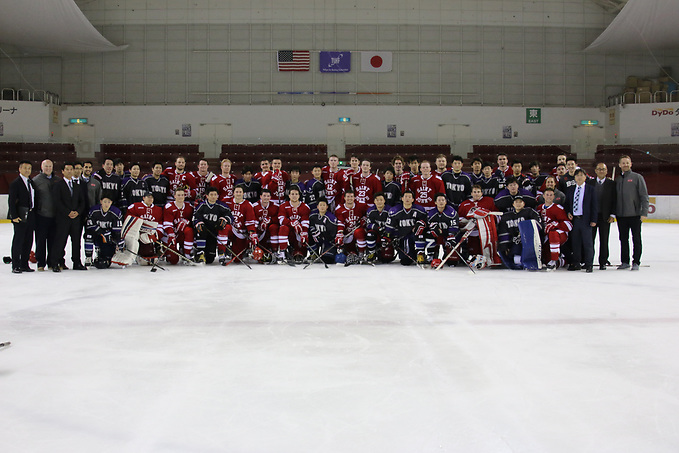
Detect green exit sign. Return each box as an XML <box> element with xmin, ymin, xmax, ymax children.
<box><xmin>69</xmin><ymin>118</ymin><xmax>88</xmax><ymax>124</ymax></box>
<box><xmin>526</xmin><ymin>108</ymin><xmax>541</xmax><ymax>124</ymax></box>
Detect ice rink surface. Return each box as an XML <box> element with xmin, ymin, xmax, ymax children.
<box><xmin>1</xmin><ymin>222</ymin><xmax>679</xmax><ymax>453</ymax></box>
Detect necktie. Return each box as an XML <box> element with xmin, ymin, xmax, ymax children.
<box><xmin>573</xmin><ymin>186</ymin><xmax>581</xmax><ymax>214</ymax></box>
<box><xmin>68</xmin><ymin>181</ymin><xmax>73</xmax><ymax>195</ymax></box>
<box><xmin>27</xmin><ymin>180</ymin><xmax>33</xmax><ymax>208</ymax></box>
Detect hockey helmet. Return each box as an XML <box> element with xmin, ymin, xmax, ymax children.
<box><xmin>165</xmin><ymin>250</ymin><xmax>179</xmax><ymax>265</ymax></box>
<box><xmin>335</xmin><ymin>250</ymin><xmax>347</xmax><ymax>264</ymax></box>
<box><xmin>251</xmin><ymin>247</ymin><xmax>264</xmax><ymax>261</ymax></box>
<box><xmin>431</xmin><ymin>258</ymin><xmax>442</xmax><ymax>269</ymax></box>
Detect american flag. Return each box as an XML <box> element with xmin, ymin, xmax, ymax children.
<box><xmin>277</xmin><ymin>50</ymin><xmax>310</xmax><ymax>71</ymax></box>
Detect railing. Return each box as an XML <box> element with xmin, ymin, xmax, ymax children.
<box><xmin>607</xmin><ymin>90</ymin><xmax>679</xmax><ymax>107</ymax></box>
<box><xmin>0</xmin><ymin>88</ymin><xmax>61</xmax><ymax>105</ymax></box>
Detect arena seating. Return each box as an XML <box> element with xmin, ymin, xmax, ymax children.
<box><xmin>97</xmin><ymin>144</ymin><xmax>203</xmax><ymax>172</ymax></box>
<box><xmin>468</xmin><ymin>145</ymin><xmax>572</xmax><ymax>172</ymax></box>
<box><xmin>220</xmin><ymin>144</ymin><xmax>328</xmax><ymax>175</ymax></box>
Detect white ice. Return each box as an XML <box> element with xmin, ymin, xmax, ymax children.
<box><xmin>1</xmin><ymin>222</ymin><xmax>679</xmax><ymax>453</ymax></box>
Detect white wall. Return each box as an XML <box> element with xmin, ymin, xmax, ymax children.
<box><xmin>60</xmin><ymin>104</ymin><xmax>604</xmax><ymax>146</ymax></box>
<box><xmin>0</xmin><ymin>101</ymin><xmax>52</xmax><ymax>140</ymax></box>
<box><xmin>613</xmin><ymin>102</ymin><xmax>679</xmax><ymax>143</ymax></box>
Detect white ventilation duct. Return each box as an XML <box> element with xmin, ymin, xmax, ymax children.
<box><xmin>0</xmin><ymin>0</ymin><xmax>126</xmax><ymax>54</ymax></box>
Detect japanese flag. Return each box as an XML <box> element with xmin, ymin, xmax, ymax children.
<box><xmin>361</xmin><ymin>52</ymin><xmax>392</xmax><ymax>72</ymax></box>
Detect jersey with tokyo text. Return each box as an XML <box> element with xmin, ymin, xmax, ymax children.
<box><xmin>385</xmin><ymin>203</ymin><xmax>427</xmax><ymax>238</ymax></box>
<box><xmin>366</xmin><ymin>206</ymin><xmax>389</xmax><ymax>232</ymax></box>
<box><xmin>440</xmin><ymin>171</ymin><xmax>473</xmax><ymax>207</ymax></box>
<box><xmin>86</xmin><ymin>205</ymin><xmax>123</xmax><ymax>239</ymax></box>
<box><xmin>143</xmin><ymin>174</ymin><xmax>171</xmax><ymax>207</ymax></box>
<box><xmin>427</xmin><ymin>205</ymin><xmax>459</xmax><ymax>237</ymax></box>
<box><xmin>193</xmin><ymin>200</ymin><xmax>232</xmax><ymax>229</ymax></box>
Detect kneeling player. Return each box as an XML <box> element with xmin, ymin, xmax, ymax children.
<box><xmin>85</xmin><ymin>195</ymin><xmax>124</xmax><ymax>268</ymax></box>
<box><xmin>308</xmin><ymin>198</ymin><xmax>338</xmax><ymax>264</ymax></box>
<box><xmin>193</xmin><ymin>186</ymin><xmax>233</xmax><ymax>264</ymax></box>
<box><xmin>277</xmin><ymin>186</ymin><xmax>310</xmax><ymax>263</ymax></box>
<box><xmin>162</xmin><ymin>187</ymin><xmax>194</xmax><ymax>264</ymax></box>
<box><xmin>126</xmin><ymin>191</ymin><xmax>164</xmax><ymax>264</ymax></box>
<box><xmin>253</xmin><ymin>189</ymin><xmax>279</xmax><ymax>261</ymax></box>
<box><xmin>335</xmin><ymin>190</ymin><xmax>368</xmax><ymax>261</ymax></box>
<box><xmin>384</xmin><ymin>190</ymin><xmax>427</xmax><ymax>266</ymax></box>
<box><xmin>426</xmin><ymin>193</ymin><xmax>459</xmax><ymax>265</ymax></box>
<box><xmin>537</xmin><ymin>188</ymin><xmax>572</xmax><ymax>270</ymax></box>
<box><xmin>228</xmin><ymin>185</ymin><xmax>257</xmax><ymax>263</ymax></box>
<box><xmin>365</xmin><ymin>193</ymin><xmax>394</xmax><ymax>263</ymax></box>
<box><xmin>497</xmin><ymin>195</ymin><xmax>542</xmax><ymax>269</ymax></box>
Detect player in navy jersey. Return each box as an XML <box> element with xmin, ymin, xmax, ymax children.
<box><xmin>84</xmin><ymin>195</ymin><xmax>124</xmax><ymax>268</ymax></box>
<box><xmin>143</xmin><ymin>162</ymin><xmax>171</xmax><ymax>207</ymax></box>
<box><xmin>469</xmin><ymin>157</ymin><xmax>484</xmax><ymax>184</ymax></box>
<box><xmin>94</xmin><ymin>157</ymin><xmax>123</xmax><ymax>209</ymax></box>
<box><xmin>495</xmin><ymin>176</ymin><xmax>537</xmax><ymax>212</ymax></box>
<box><xmin>308</xmin><ymin>198</ymin><xmax>338</xmax><ymax>264</ymax></box>
<box><xmin>235</xmin><ymin>166</ymin><xmax>262</xmax><ymax>204</ymax></box>
<box><xmin>497</xmin><ymin>196</ymin><xmax>542</xmax><ymax>267</ymax></box>
<box><xmin>305</xmin><ymin>165</ymin><xmax>325</xmax><ymax>212</ymax></box>
<box><xmin>381</xmin><ymin>166</ymin><xmax>401</xmax><ymax>208</ymax></box>
<box><xmin>384</xmin><ymin>190</ymin><xmax>428</xmax><ymax>266</ymax></box>
<box><xmin>120</xmin><ymin>163</ymin><xmax>147</xmax><ymax>212</ymax></box>
<box><xmin>425</xmin><ymin>193</ymin><xmax>459</xmax><ymax>264</ymax></box>
<box><xmin>441</xmin><ymin>155</ymin><xmax>473</xmax><ymax>209</ymax></box>
<box><xmin>365</xmin><ymin>193</ymin><xmax>395</xmax><ymax>263</ymax></box>
<box><xmin>193</xmin><ymin>186</ymin><xmax>233</xmax><ymax>264</ymax></box>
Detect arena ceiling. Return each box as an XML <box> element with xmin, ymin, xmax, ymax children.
<box><xmin>0</xmin><ymin>0</ymin><xmax>676</xmax><ymax>55</ymax></box>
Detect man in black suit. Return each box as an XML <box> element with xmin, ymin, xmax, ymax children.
<box><xmin>50</xmin><ymin>162</ymin><xmax>87</xmax><ymax>272</ymax></box>
<box><xmin>566</xmin><ymin>169</ymin><xmax>598</xmax><ymax>273</ymax></box>
<box><xmin>592</xmin><ymin>163</ymin><xmax>616</xmax><ymax>270</ymax></box>
<box><xmin>8</xmin><ymin>160</ymin><xmax>36</xmax><ymax>274</ymax></box>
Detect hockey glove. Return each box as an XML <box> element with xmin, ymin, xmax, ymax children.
<box><xmin>446</xmin><ymin>235</ymin><xmax>457</xmax><ymax>249</ymax></box>
<box><xmin>414</xmin><ymin>219</ymin><xmax>426</xmax><ymax>236</ymax></box>
<box><xmin>117</xmin><ymin>239</ymin><xmax>126</xmax><ymax>251</ymax></box>
<box><xmin>249</xmin><ymin>231</ymin><xmax>259</xmax><ymax>246</ymax></box>
<box><xmin>218</xmin><ymin>218</ymin><xmax>228</xmax><ymax>229</ymax></box>
<box><xmin>335</xmin><ymin>232</ymin><xmax>344</xmax><ymax>246</ymax></box>
<box><xmin>545</xmin><ymin>221</ymin><xmax>558</xmax><ymax>233</ymax></box>
<box><xmin>196</xmin><ymin>222</ymin><xmax>205</xmax><ymax>234</ymax></box>
<box><xmin>100</xmin><ymin>231</ymin><xmax>111</xmax><ymax>244</ymax></box>
<box><xmin>292</xmin><ymin>221</ymin><xmax>303</xmax><ymax>236</ymax></box>
<box><xmin>176</xmin><ymin>218</ymin><xmax>190</xmax><ymax>232</ymax></box>
<box><xmin>300</xmin><ymin>231</ymin><xmax>308</xmax><ymax>244</ymax></box>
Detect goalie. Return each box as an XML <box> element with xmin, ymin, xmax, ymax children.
<box><xmin>112</xmin><ymin>191</ymin><xmax>164</xmax><ymax>266</ymax></box>
<box><xmin>497</xmin><ymin>195</ymin><xmax>543</xmax><ymax>270</ymax></box>
<box><xmin>457</xmin><ymin>185</ymin><xmax>501</xmax><ymax>269</ymax></box>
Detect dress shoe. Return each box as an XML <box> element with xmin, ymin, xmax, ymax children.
<box><xmin>617</xmin><ymin>263</ymin><xmax>630</xmax><ymax>270</ymax></box>
<box><xmin>631</xmin><ymin>263</ymin><xmax>640</xmax><ymax>271</ymax></box>
<box><xmin>567</xmin><ymin>264</ymin><xmax>582</xmax><ymax>271</ymax></box>
<box><xmin>60</xmin><ymin>263</ymin><xmax>69</xmax><ymax>270</ymax></box>
<box><xmin>585</xmin><ymin>266</ymin><xmax>593</xmax><ymax>273</ymax></box>
<box><xmin>12</xmin><ymin>268</ymin><xmax>22</xmax><ymax>274</ymax></box>
<box><xmin>52</xmin><ymin>267</ymin><xmax>61</xmax><ymax>273</ymax></box>
<box><xmin>20</xmin><ymin>267</ymin><xmax>35</xmax><ymax>272</ymax></box>
<box><xmin>72</xmin><ymin>263</ymin><xmax>88</xmax><ymax>271</ymax></box>
<box><xmin>599</xmin><ymin>264</ymin><xmax>606</xmax><ymax>270</ymax></box>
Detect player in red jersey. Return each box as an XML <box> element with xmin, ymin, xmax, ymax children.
<box><xmin>163</xmin><ymin>156</ymin><xmax>197</xmax><ymax>202</ymax></box>
<box><xmin>190</xmin><ymin>159</ymin><xmax>215</xmax><ymax>206</ymax></box>
<box><xmin>261</xmin><ymin>157</ymin><xmax>290</xmax><ymax>206</ymax></box>
<box><xmin>458</xmin><ymin>184</ymin><xmax>498</xmax><ymax>218</ymax></box>
<box><xmin>126</xmin><ymin>191</ymin><xmax>164</xmax><ymax>261</ymax></box>
<box><xmin>458</xmin><ymin>185</ymin><xmax>500</xmax><ymax>267</ymax></box>
<box><xmin>392</xmin><ymin>155</ymin><xmax>410</xmax><ymax>192</ymax></box>
<box><xmin>227</xmin><ymin>185</ymin><xmax>258</xmax><ymax>263</ymax></box>
<box><xmin>409</xmin><ymin>160</ymin><xmax>445</xmax><ymax>212</ymax></box>
<box><xmin>537</xmin><ymin>187</ymin><xmax>572</xmax><ymax>270</ymax></box>
<box><xmin>127</xmin><ymin>191</ymin><xmax>163</xmax><ymax>224</ymax></box>
<box><xmin>210</xmin><ymin>158</ymin><xmax>237</xmax><ymax>206</ymax></box>
<box><xmin>162</xmin><ymin>187</ymin><xmax>194</xmax><ymax>263</ymax></box>
<box><xmin>253</xmin><ymin>158</ymin><xmax>271</xmax><ymax>182</ymax></box>
<box><xmin>334</xmin><ymin>189</ymin><xmax>368</xmax><ymax>256</ymax></box>
<box><xmin>321</xmin><ymin>154</ymin><xmax>345</xmax><ymax>210</ymax></box>
<box><xmin>276</xmin><ymin>186</ymin><xmax>310</xmax><ymax>262</ymax></box>
<box><xmin>253</xmin><ymin>188</ymin><xmax>280</xmax><ymax>259</ymax></box>
<box><xmin>343</xmin><ymin>155</ymin><xmax>361</xmax><ymax>192</ymax></box>
<box><xmin>350</xmin><ymin>160</ymin><xmax>382</xmax><ymax>207</ymax></box>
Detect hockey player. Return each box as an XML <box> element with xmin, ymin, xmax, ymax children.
<box><xmin>253</xmin><ymin>189</ymin><xmax>279</xmax><ymax>260</ymax></box>
<box><xmin>381</xmin><ymin>166</ymin><xmax>402</xmax><ymax>208</ymax></box>
<box><xmin>410</xmin><ymin>160</ymin><xmax>445</xmax><ymax>212</ymax></box>
<box><xmin>288</xmin><ymin>167</ymin><xmax>306</xmax><ymax>197</ymax></box>
<box><xmin>236</xmin><ymin>166</ymin><xmax>262</xmax><ymax>204</ymax></box>
<box><xmin>425</xmin><ymin>193</ymin><xmax>459</xmax><ymax>265</ymax></box>
<box><xmin>120</xmin><ymin>163</ymin><xmax>147</xmax><ymax>212</ymax></box>
<box><xmin>493</xmin><ymin>153</ymin><xmax>513</xmax><ymax>186</ymax></box>
<box><xmin>191</xmin><ymin>159</ymin><xmax>215</xmax><ymax>205</ymax></box>
<box><xmin>351</xmin><ymin>160</ymin><xmax>382</xmax><ymax>207</ymax></box>
<box><xmin>494</xmin><ymin>177</ymin><xmax>537</xmax><ymax>212</ymax></box>
<box><xmin>162</xmin><ymin>187</ymin><xmax>194</xmax><ymax>264</ymax></box>
<box><xmin>210</xmin><ymin>158</ymin><xmax>237</xmax><ymax>207</ymax></box>
<box><xmin>365</xmin><ymin>193</ymin><xmax>393</xmax><ymax>263</ymax></box>
<box><xmin>526</xmin><ymin>161</ymin><xmax>547</xmax><ymax>196</ymax></box>
<box><xmin>321</xmin><ymin>155</ymin><xmax>345</xmax><ymax>210</ymax></box>
<box><xmin>253</xmin><ymin>159</ymin><xmax>271</xmax><ymax>182</ymax></box>
<box><xmin>433</xmin><ymin>154</ymin><xmax>450</xmax><ymax>177</ymax></box>
<box><xmin>126</xmin><ymin>191</ymin><xmax>164</xmax><ymax>263</ymax></box>
<box><xmin>391</xmin><ymin>155</ymin><xmax>410</xmax><ymax>192</ymax></box>
<box><xmin>537</xmin><ymin>188</ymin><xmax>572</xmax><ymax>270</ymax></box>
<box><xmin>479</xmin><ymin>162</ymin><xmax>500</xmax><ymax>198</ymax></box>
<box><xmin>441</xmin><ymin>155</ymin><xmax>472</xmax><ymax>210</ymax></box>
<box><xmin>84</xmin><ymin>195</ymin><xmax>124</xmax><ymax>268</ymax></box>
<box><xmin>335</xmin><ymin>189</ymin><xmax>368</xmax><ymax>259</ymax></box>
<box><xmin>227</xmin><ymin>185</ymin><xmax>258</xmax><ymax>263</ymax></box>
<box><xmin>458</xmin><ymin>185</ymin><xmax>500</xmax><ymax>268</ymax></box>
<box><xmin>143</xmin><ymin>162</ymin><xmax>171</xmax><ymax>207</ymax></box>
<box><xmin>307</xmin><ymin>198</ymin><xmax>338</xmax><ymax>264</ymax></box>
<box><xmin>342</xmin><ymin>155</ymin><xmax>361</xmax><ymax>193</ymax></box>
<box><xmin>305</xmin><ymin>165</ymin><xmax>326</xmax><ymax>212</ymax></box>
<box><xmin>469</xmin><ymin>157</ymin><xmax>484</xmax><ymax>184</ymax></box>
<box><xmin>163</xmin><ymin>156</ymin><xmax>197</xmax><ymax>202</ymax></box>
<box><xmin>384</xmin><ymin>190</ymin><xmax>427</xmax><ymax>266</ymax></box>
<box><xmin>276</xmin><ymin>186</ymin><xmax>310</xmax><ymax>263</ymax></box>
<box><xmin>497</xmin><ymin>195</ymin><xmax>542</xmax><ymax>269</ymax></box>
<box><xmin>93</xmin><ymin>157</ymin><xmax>123</xmax><ymax>209</ymax></box>
<box><xmin>193</xmin><ymin>186</ymin><xmax>232</xmax><ymax>264</ymax></box>
<box><xmin>261</xmin><ymin>157</ymin><xmax>290</xmax><ymax>206</ymax></box>
<box><xmin>558</xmin><ymin>157</ymin><xmax>580</xmax><ymax>193</ymax></box>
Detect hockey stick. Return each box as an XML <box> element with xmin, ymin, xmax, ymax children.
<box><xmin>223</xmin><ymin>245</ymin><xmax>252</xmax><ymax>269</ymax></box>
<box><xmin>453</xmin><ymin>249</ymin><xmax>476</xmax><ymax>274</ymax></box>
<box><xmin>435</xmin><ymin>219</ymin><xmax>477</xmax><ymax>270</ymax></box>
<box><xmin>305</xmin><ymin>246</ymin><xmax>331</xmax><ymax>269</ymax></box>
<box><xmin>390</xmin><ymin>238</ymin><xmax>423</xmax><ymax>268</ymax></box>
<box><xmin>0</xmin><ymin>341</ymin><xmax>11</xmax><ymax>351</ymax></box>
<box><xmin>155</xmin><ymin>240</ymin><xmax>199</xmax><ymax>266</ymax></box>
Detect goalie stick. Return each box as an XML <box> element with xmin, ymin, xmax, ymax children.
<box><xmin>435</xmin><ymin>218</ymin><xmax>477</xmax><ymax>270</ymax></box>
